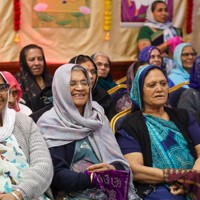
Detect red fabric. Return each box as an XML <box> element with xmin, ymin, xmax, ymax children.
<box><xmin>13</xmin><ymin>0</ymin><xmax>21</xmax><ymax>31</ymax></box>
<box><xmin>1</xmin><ymin>71</ymin><xmax>22</xmax><ymax>112</ymax></box>
<box><xmin>186</xmin><ymin>0</ymin><xmax>193</xmax><ymax>34</ymax></box>
<box><xmin>163</xmin><ymin>169</ymin><xmax>200</xmax><ymax>199</ymax></box>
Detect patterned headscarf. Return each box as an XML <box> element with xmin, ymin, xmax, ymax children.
<box><xmin>130</xmin><ymin>64</ymin><xmax>167</xmax><ymax>111</ymax></box>
<box><xmin>138</xmin><ymin>46</ymin><xmax>161</xmax><ymax>64</ymax></box>
<box><xmin>189</xmin><ymin>56</ymin><xmax>200</xmax><ymax>90</ymax></box>
<box><xmin>1</xmin><ymin>71</ymin><xmax>22</xmax><ymax>112</ymax></box>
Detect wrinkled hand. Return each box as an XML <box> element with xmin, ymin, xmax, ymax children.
<box><xmin>167</xmin><ymin>36</ymin><xmax>182</xmax><ymax>52</ymax></box>
<box><xmin>169</xmin><ymin>184</ymin><xmax>185</xmax><ymax>196</ymax></box>
<box><xmin>87</xmin><ymin>163</ymin><xmax>115</xmax><ymax>173</ymax></box>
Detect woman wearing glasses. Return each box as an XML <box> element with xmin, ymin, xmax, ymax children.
<box><xmin>168</xmin><ymin>43</ymin><xmax>197</xmax><ymax>87</ymax></box>
<box><xmin>0</xmin><ymin>72</ymin><xmax>53</xmax><ymax>200</ymax></box>
<box><xmin>69</xmin><ymin>55</ymin><xmax>116</xmax><ymax>121</ymax></box>
<box><xmin>37</xmin><ymin>64</ymin><xmax>140</xmax><ymax>200</ymax></box>
<box><xmin>91</xmin><ymin>52</ymin><xmax>117</xmax><ymax>91</ymax></box>
<box><xmin>167</xmin><ymin>43</ymin><xmax>197</xmax><ymax>107</ymax></box>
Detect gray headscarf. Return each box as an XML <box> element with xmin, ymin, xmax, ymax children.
<box><xmin>37</xmin><ymin>63</ymin><xmax>140</xmax><ymax>199</ymax></box>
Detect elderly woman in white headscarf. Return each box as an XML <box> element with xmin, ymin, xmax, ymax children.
<box><xmin>0</xmin><ymin>72</ymin><xmax>53</xmax><ymax>200</ymax></box>
<box><xmin>37</xmin><ymin>64</ymin><xmax>140</xmax><ymax>200</ymax></box>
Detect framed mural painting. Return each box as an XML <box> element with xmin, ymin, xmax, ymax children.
<box><xmin>32</xmin><ymin>0</ymin><xmax>91</xmax><ymax>28</ymax></box>
<box><xmin>121</xmin><ymin>0</ymin><xmax>173</xmax><ymax>27</ymax></box>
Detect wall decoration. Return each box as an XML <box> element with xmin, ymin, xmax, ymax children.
<box><xmin>120</xmin><ymin>0</ymin><xmax>173</xmax><ymax>27</ymax></box>
<box><xmin>32</xmin><ymin>0</ymin><xmax>91</xmax><ymax>28</ymax></box>
<box><xmin>104</xmin><ymin>0</ymin><xmax>112</xmax><ymax>41</ymax></box>
<box><xmin>13</xmin><ymin>0</ymin><xmax>21</xmax><ymax>42</ymax></box>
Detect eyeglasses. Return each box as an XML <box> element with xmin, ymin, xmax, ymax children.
<box><xmin>0</xmin><ymin>83</ymin><xmax>10</xmax><ymax>94</ymax></box>
<box><xmin>70</xmin><ymin>80</ymin><xmax>89</xmax><ymax>88</ymax></box>
<box><xmin>95</xmin><ymin>62</ymin><xmax>110</xmax><ymax>68</ymax></box>
<box><xmin>181</xmin><ymin>52</ymin><xmax>197</xmax><ymax>57</ymax></box>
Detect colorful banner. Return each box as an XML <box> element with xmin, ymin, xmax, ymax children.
<box><xmin>121</xmin><ymin>0</ymin><xmax>173</xmax><ymax>27</ymax></box>
<box><xmin>32</xmin><ymin>0</ymin><xmax>91</xmax><ymax>28</ymax></box>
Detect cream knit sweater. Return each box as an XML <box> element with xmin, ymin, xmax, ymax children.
<box><xmin>13</xmin><ymin>112</ymin><xmax>53</xmax><ymax>199</ymax></box>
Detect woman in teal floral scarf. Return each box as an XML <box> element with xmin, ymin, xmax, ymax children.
<box><xmin>116</xmin><ymin>65</ymin><xmax>200</xmax><ymax>199</ymax></box>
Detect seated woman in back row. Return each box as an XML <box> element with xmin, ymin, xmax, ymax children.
<box><xmin>91</xmin><ymin>52</ymin><xmax>117</xmax><ymax>91</ymax></box>
<box><xmin>37</xmin><ymin>64</ymin><xmax>140</xmax><ymax>200</ymax></box>
<box><xmin>116</xmin><ymin>45</ymin><xmax>168</xmax><ymax>113</ymax></box>
<box><xmin>168</xmin><ymin>42</ymin><xmax>197</xmax><ymax>88</ymax></box>
<box><xmin>138</xmin><ymin>45</ymin><xmax>174</xmax><ymax>88</ymax></box>
<box><xmin>116</xmin><ymin>64</ymin><xmax>200</xmax><ymax>199</ymax></box>
<box><xmin>168</xmin><ymin>43</ymin><xmax>197</xmax><ymax>107</ymax></box>
<box><xmin>15</xmin><ymin>44</ymin><xmax>53</xmax><ymax>112</ymax></box>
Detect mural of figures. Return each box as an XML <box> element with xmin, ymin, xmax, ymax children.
<box><xmin>32</xmin><ymin>0</ymin><xmax>90</xmax><ymax>28</ymax></box>
<box><xmin>121</xmin><ymin>0</ymin><xmax>173</xmax><ymax>27</ymax></box>
<box><xmin>127</xmin><ymin>0</ymin><xmax>153</xmax><ymax>18</ymax></box>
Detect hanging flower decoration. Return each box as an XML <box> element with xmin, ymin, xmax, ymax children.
<box><xmin>104</xmin><ymin>0</ymin><xmax>112</xmax><ymax>41</ymax></box>
<box><xmin>186</xmin><ymin>0</ymin><xmax>193</xmax><ymax>34</ymax></box>
<box><xmin>13</xmin><ymin>0</ymin><xmax>21</xmax><ymax>43</ymax></box>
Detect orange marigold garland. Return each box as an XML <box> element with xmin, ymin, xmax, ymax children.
<box><xmin>104</xmin><ymin>0</ymin><xmax>112</xmax><ymax>41</ymax></box>
<box><xmin>13</xmin><ymin>0</ymin><xmax>21</xmax><ymax>42</ymax></box>
<box><xmin>186</xmin><ymin>0</ymin><xmax>193</xmax><ymax>34</ymax></box>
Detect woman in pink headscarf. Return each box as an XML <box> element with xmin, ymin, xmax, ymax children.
<box><xmin>2</xmin><ymin>71</ymin><xmax>32</xmax><ymax>115</ymax></box>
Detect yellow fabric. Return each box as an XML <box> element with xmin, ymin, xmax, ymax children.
<box><xmin>0</xmin><ymin>0</ymin><xmax>196</xmax><ymax>63</ymax></box>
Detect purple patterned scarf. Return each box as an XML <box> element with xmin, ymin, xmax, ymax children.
<box><xmin>85</xmin><ymin>170</ymin><xmax>130</xmax><ymax>200</ymax></box>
